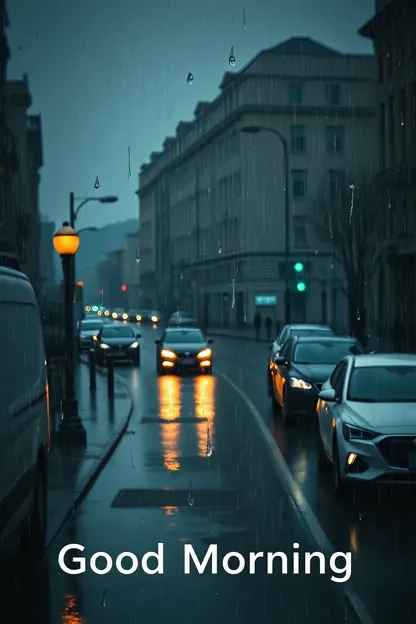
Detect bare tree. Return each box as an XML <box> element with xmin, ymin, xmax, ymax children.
<box><xmin>312</xmin><ymin>171</ymin><xmax>384</xmax><ymax>345</ymax></box>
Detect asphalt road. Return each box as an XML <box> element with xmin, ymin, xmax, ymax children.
<box><xmin>3</xmin><ymin>324</ymin><xmax>415</xmax><ymax>622</ymax></box>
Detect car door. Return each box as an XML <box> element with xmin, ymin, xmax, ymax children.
<box><xmin>273</xmin><ymin>340</ymin><xmax>292</xmax><ymax>405</ymax></box>
<box><xmin>320</xmin><ymin>362</ymin><xmax>348</xmax><ymax>458</ymax></box>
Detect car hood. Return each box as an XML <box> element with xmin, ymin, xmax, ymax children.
<box><xmin>80</xmin><ymin>329</ymin><xmax>100</xmax><ymax>337</ymax></box>
<box><xmin>291</xmin><ymin>363</ymin><xmax>335</xmax><ymax>383</ymax></box>
<box><xmin>101</xmin><ymin>337</ymin><xmax>136</xmax><ymax>346</ymax></box>
<box><xmin>162</xmin><ymin>342</ymin><xmax>208</xmax><ymax>353</ymax></box>
<box><xmin>345</xmin><ymin>402</ymin><xmax>416</xmax><ymax>432</ymax></box>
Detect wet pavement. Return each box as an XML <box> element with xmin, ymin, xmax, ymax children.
<box><xmin>3</xmin><ymin>324</ymin><xmax>358</xmax><ymax>624</ymax></box>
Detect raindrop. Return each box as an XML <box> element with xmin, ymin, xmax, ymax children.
<box><xmin>188</xmin><ymin>480</ymin><xmax>195</xmax><ymax>506</ymax></box>
<box><xmin>129</xmin><ymin>431</ymin><xmax>135</xmax><ymax>470</ymax></box>
<box><xmin>217</xmin><ymin>242</ymin><xmax>222</xmax><ymax>254</ymax></box>
<box><xmin>356</xmin><ymin>309</ymin><xmax>361</xmax><ymax>321</ymax></box>
<box><xmin>348</xmin><ymin>183</ymin><xmax>355</xmax><ymax>225</ymax></box>
<box><xmin>180</xmin><ymin>272</ymin><xmax>183</xmax><ymax>279</ymax></box>
<box><xmin>136</xmin><ymin>246</ymin><xmax>140</xmax><ymax>263</ymax></box>
<box><xmin>231</xmin><ymin>277</ymin><xmax>236</xmax><ymax>309</ymax></box>
<box><xmin>128</xmin><ymin>146</ymin><xmax>132</xmax><ymax>179</ymax></box>
<box><xmin>358</xmin><ymin>512</ymin><xmax>363</xmax><ymax>521</ymax></box>
<box><xmin>206</xmin><ymin>427</ymin><xmax>212</xmax><ymax>457</ymax></box>
<box><xmin>313</xmin><ymin>242</ymin><xmax>318</xmax><ymax>256</ymax></box>
<box><xmin>187</xmin><ymin>72</ymin><xmax>194</xmax><ymax>84</ymax></box>
<box><xmin>400</xmin><ymin>112</ymin><xmax>405</xmax><ymax>126</ymax></box>
<box><xmin>101</xmin><ymin>590</ymin><xmax>108</xmax><ymax>607</ymax></box>
<box><xmin>243</xmin><ymin>9</ymin><xmax>246</xmax><ymax>29</ymax></box>
<box><xmin>229</xmin><ymin>46</ymin><xmax>236</xmax><ymax>67</ymax></box>
<box><xmin>94</xmin><ymin>176</ymin><xmax>100</xmax><ymax>189</ymax></box>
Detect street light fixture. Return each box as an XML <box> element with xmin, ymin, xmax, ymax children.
<box><xmin>241</xmin><ymin>125</ymin><xmax>291</xmax><ymax>324</ymax></box>
<box><xmin>77</xmin><ymin>226</ymin><xmax>98</xmax><ymax>235</ymax></box>
<box><xmin>53</xmin><ymin>221</ymin><xmax>86</xmax><ymax>444</ymax></box>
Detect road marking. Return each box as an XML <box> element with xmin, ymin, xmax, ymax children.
<box><xmin>217</xmin><ymin>369</ymin><xmax>375</xmax><ymax>624</ymax></box>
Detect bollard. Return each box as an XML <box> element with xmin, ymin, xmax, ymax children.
<box><xmin>107</xmin><ymin>356</ymin><xmax>114</xmax><ymax>398</ymax></box>
<box><xmin>89</xmin><ymin>348</ymin><xmax>96</xmax><ymax>390</ymax></box>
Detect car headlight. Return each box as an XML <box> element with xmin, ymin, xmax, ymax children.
<box><xmin>93</xmin><ymin>335</ymin><xmax>98</xmax><ymax>341</ymax></box>
<box><xmin>136</xmin><ymin>315</ymin><xmax>141</xmax><ymax>321</ymax></box>
<box><xmin>130</xmin><ymin>342</ymin><xmax>139</xmax><ymax>348</ymax></box>
<box><xmin>290</xmin><ymin>377</ymin><xmax>312</xmax><ymax>390</ymax></box>
<box><xmin>151</xmin><ymin>315</ymin><xmax>158</xmax><ymax>322</ymax></box>
<box><xmin>112</xmin><ymin>313</ymin><xmax>117</xmax><ymax>319</ymax></box>
<box><xmin>100</xmin><ymin>343</ymin><xmax>110</xmax><ymax>349</ymax></box>
<box><xmin>161</xmin><ymin>349</ymin><xmax>176</xmax><ymax>359</ymax></box>
<box><xmin>122</xmin><ymin>314</ymin><xmax>128</xmax><ymax>320</ymax></box>
<box><xmin>197</xmin><ymin>348</ymin><xmax>212</xmax><ymax>359</ymax></box>
<box><xmin>342</xmin><ymin>423</ymin><xmax>379</xmax><ymax>440</ymax></box>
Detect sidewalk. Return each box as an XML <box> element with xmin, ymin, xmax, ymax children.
<box><xmin>207</xmin><ymin>327</ymin><xmax>272</xmax><ymax>343</ymax></box>
<box><xmin>46</xmin><ymin>360</ymin><xmax>133</xmax><ymax>547</ymax></box>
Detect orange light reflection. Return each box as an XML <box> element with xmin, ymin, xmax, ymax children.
<box><xmin>194</xmin><ymin>375</ymin><xmax>216</xmax><ymax>457</ymax></box>
<box><xmin>158</xmin><ymin>375</ymin><xmax>181</xmax><ymax>471</ymax></box>
<box><xmin>163</xmin><ymin>505</ymin><xmax>179</xmax><ymax>516</ymax></box>
<box><xmin>61</xmin><ymin>593</ymin><xmax>86</xmax><ymax>624</ymax></box>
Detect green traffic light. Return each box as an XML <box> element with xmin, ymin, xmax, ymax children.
<box><xmin>294</xmin><ymin>262</ymin><xmax>304</xmax><ymax>272</ymax></box>
<box><xmin>297</xmin><ymin>282</ymin><xmax>306</xmax><ymax>292</ymax></box>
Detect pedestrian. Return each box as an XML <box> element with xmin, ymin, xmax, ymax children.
<box><xmin>254</xmin><ymin>312</ymin><xmax>262</xmax><ymax>339</ymax></box>
<box><xmin>392</xmin><ymin>314</ymin><xmax>406</xmax><ymax>352</ymax></box>
<box><xmin>265</xmin><ymin>316</ymin><xmax>272</xmax><ymax>340</ymax></box>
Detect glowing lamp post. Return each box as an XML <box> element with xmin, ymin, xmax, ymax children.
<box><xmin>53</xmin><ymin>221</ymin><xmax>86</xmax><ymax>444</ymax></box>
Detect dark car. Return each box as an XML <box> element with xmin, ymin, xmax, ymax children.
<box><xmin>94</xmin><ymin>323</ymin><xmax>141</xmax><ymax>366</ymax></box>
<box><xmin>271</xmin><ymin>335</ymin><xmax>364</xmax><ymax>424</ymax></box>
<box><xmin>77</xmin><ymin>318</ymin><xmax>104</xmax><ymax>352</ymax></box>
<box><xmin>136</xmin><ymin>309</ymin><xmax>152</xmax><ymax>323</ymax></box>
<box><xmin>127</xmin><ymin>308</ymin><xmax>140</xmax><ymax>322</ymax></box>
<box><xmin>267</xmin><ymin>324</ymin><xmax>334</xmax><ymax>396</ymax></box>
<box><xmin>168</xmin><ymin>311</ymin><xmax>198</xmax><ymax>327</ymax></box>
<box><xmin>155</xmin><ymin>327</ymin><xmax>213</xmax><ymax>374</ymax></box>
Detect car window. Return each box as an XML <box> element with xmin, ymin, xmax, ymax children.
<box><xmin>280</xmin><ymin>339</ymin><xmax>292</xmax><ymax>359</ymax></box>
<box><xmin>333</xmin><ymin>362</ymin><xmax>347</xmax><ymax>395</ymax></box>
<box><xmin>329</xmin><ymin>362</ymin><xmax>343</xmax><ymax>387</ymax></box>
<box><xmin>164</xmin><ymin>330</ymin><xmax>204</xmax><ymax>343</ymax></box>
<box><xmin>293</xmin><ymin>341</ymin><xmax>362</xmax><ymax>365</ymax></box>
<box><xmin>347</xmin><ymin>366</ymin><xmax>416</xmax><ymax>402</ymax></box>
<box><xmin>277</xmin><ymin>328</ymin><xmax>287</xmax><ymax>344</ymax></box>
<box><xmin>102</xmin><ymin>326</ymin><xmax>135</xmax><ymax>338</ymax></box>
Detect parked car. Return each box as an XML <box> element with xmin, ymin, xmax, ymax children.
<box><xmin>0</xmin><ymin>267</ymin><xmax>49</xmax><ymax>559</ymax></box>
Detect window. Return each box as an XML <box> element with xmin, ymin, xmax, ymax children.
<box><xmin>290</xmin><ymin>125</ymin><xmax>305</xmax><ymax>152</ymax></box>
<box><xmin>326</xmin><ymin>127</ymin><xmax>345</xmax><ymax>153</ymax></box>
<box><xmin>325</xmin><ymin>85</ymin><xmax>341</xmax><ymax>107</ymax></box>
<box><xmin>292</xmin><ymin>170</ymin><xmax>307</xmax><ymax>198</ymax></box>
<box><xmin>328</xmin><ymin>170</ymin><xmax>345</xmax><ymax>199</ymax></box>
<box><xmin>347</xmin><ymin>366</ymin><xmax>416</xmax><ymax>402</ymax></box>
<box><xmin>288</xmin><ymin>83</ymin><xmax>303</xmax><ymax>105</ymax></box>
<box><xmin>293</xmin><ymin>341</ymin><xmax>362</xmax><ymax>365</ymax></box>
<box><xmin>293</xmin><ymin>216</ymin><xmax>307</xmax><ymax>244</ymax></box>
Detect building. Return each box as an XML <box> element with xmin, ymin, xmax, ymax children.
<box><xmin>96</xmin><ymin>248</ymin><xmax>125</xmax><ymax>309</ymax></box>
<box><xmin>359</xmin><ymin>0</ymin><xmax>416</xmax><ymax>348</ymax></box>
<box><xmin>122</xmin><ymin>231</ymin><xmax>140</xmax><ymax>309</ymax></box>
<box><xmin>138</xmin><ymin>37</ymin><xmax>377</xmax><ymax>328</ymax></box>
<box><xmin>39</xmin><ymin>219</ymin><xmax>56</xmax><ymax>298</ymax></box>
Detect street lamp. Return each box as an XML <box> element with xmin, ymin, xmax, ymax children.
<box><xmin>53</xmin><ymin>221</ymin><xmax>86</xmax><ymax>444</ymax></box>
<box><xmin>78</xmin><ymin>226</ymin><xmax>98</xmax><ymax>235</ymax></box>
<box><xmin>241</xmin><ymin>125</ymin><xmax>291</xmax><ymax>323</ymax></box>
<box><xmin>70</xmin><ymin>194</ymin><xmax>118</xmax><ymax>228</ymax></box>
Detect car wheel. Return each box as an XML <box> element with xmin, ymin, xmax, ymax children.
<box><xmin>21</xmin><ymin>461</ymin><xmax>47</xmax><ymax>557</ymax></box>
<box><xmin>157</xmin><ymin>363</ymin><xmax>163</xmax><ymax>375</ymax></box>
<box><xmin>267</xmin><ymin>370</ymin><xmax>273</xmax><ymax>396</ymax></box>
<box><xmin>204</xmin><ymin>366</ymin><xmax>212</xmax><ymax>374</ymax></box>
<box><xmin>282</xmin><ymin>388</ymin><xmax>294</xmax><ymax>425</ymax></box>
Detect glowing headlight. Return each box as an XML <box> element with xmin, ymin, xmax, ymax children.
<box><xmin>93</xmin><ymin>335</ymin><xmax>98</xmax><ymax>341</ymax></box>
<box><xmin>104</xmin><ymin>310</ymin><xmax>110</xmax><ymax>316</ymax></box>
<box><xmin>136</xmin><ymin>315</ymin><xmax>142</xmax><ymax>321</ymax></box>
<box><xmin>97</xmin><ymin>311</ymin><xmax>102</xmax><ymax>316</ymax></box>
<box><xmin>290</xmin><ymin>377</ymin><xmax>312</xmax><ymax>390</ymax></box>
<box><xmin>130</xmin><ymin>342</ymin><xmax>139</xmax><ymax>348</ymax></box>
<box><xmin>112</xmin><ymin>312</ymin><xmax>117</xmax><ymax>319</ymax></box>
<box><xmin>161</xmin><ymin>349</ymin><xmax>176</xmax><ymax>359</ymax></box>
<box><xmin>100</xmin><ymin>343</ymin><xmax>110</xmax><ymax>349</ymax></box>
<box><xmin>122</xmin><ymin>313</ymin><xmax>128</xmax><ymax>320</ymax></box>
<box><xmin>197</xmin><ymin>348</ymin><xmax>212</xmax><ymax>359</ymax></box>
<box><xmin>151</xmin><ymin>315</ymin><xmax>158</xmax><ymax>322</ymax></box>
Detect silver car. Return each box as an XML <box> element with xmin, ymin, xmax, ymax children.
<box><xmin>316</xmin><ymin>353</ymin><xmax>416</xmax><ymax>492</ymax></box>
<box><xmin>77</xmin><ymin>318</ymin><xmax>104</xmax><ymax>352</ymax></box>
<box><xmin>267</xmin><ymin>324</ymin><xmax>334</xmax><ymax>395</ymax></box>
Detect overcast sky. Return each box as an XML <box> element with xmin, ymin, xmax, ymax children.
<box><xmin>7</xmin><ymin>0</ymin><xmax>374</xmax><ymax>229</ymax></box>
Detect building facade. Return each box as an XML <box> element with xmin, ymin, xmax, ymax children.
<box><xmin>138</xmin><ymin>37</ymin><xmax>377</xmax><ymax>328</ymax></box>
<box><xmin>360</xmin><ymin>0</ymin><xmax>416</xmax><ymax>349</ymax></box>
<box><xmin>39</xmin><ymin>219</ymin><xmax>56</xmax><ymax>298</ymax></box>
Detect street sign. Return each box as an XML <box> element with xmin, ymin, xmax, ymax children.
<box><xmin>255</xmin><ymin>295</ymin><xmax>276</xmax><ymax>306</ymax></box>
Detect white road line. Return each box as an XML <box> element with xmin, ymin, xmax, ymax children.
<box><xmin>217</xmin><ymin>369</ymin><xmax>375</xmax><ymax>624</ymax></box>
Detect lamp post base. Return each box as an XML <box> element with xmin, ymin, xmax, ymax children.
<box><xmin>58</xmin><ymin>398</ymin><xmax>87</xmax><ymax>444</ymax></box>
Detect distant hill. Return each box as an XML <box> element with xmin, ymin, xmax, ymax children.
<box><xmin>54</xmin><ymin>218</ymin><xmax>138</xmax><ymax>301</ymax></box>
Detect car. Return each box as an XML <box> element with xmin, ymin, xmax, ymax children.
<box><xmin>267</xmin><ymin>324</ymin><xmax>334</xmax><ymax>396</ymax></box>
<box><xmin>271</xmin><ymin>334</ymin><xmax>364</xmax><ymax>424</ymax></box>
<box><xmin>0</xmin><ymin>267</ymin><xmax>49</xmax><ymax>558</ymax></box>
<box><xmin>149</xmin><ymin>310</ymin><xmax>162</xmax><ymax>325</ymax></box>
<box><xmin>168</xmin><ymin>311</ymin><xmax>198</xmax><ymax>327</ymax></box>
<box><xmin>136</xmin><ymin>309</ymin><xmax>157</xmax><ymax>323</ymax></box>
<box><xmin>316</xmin><ymin>353</ymin><xmax>416</xmax><ymax>492</ymax></box>
<box><xmin>155</xmin><ymin>327</ymin><xmax>213</xmax><ymax>374</ymax></box>
<box><xmin>94</xmin><ymin>323</ymin><xmax>141</xmax><ymax>366</ymax></box>
<box><xmin>127</xmin><ymin>308</ymin><xmax>140</xmax><ymax>322</ymax></box>
<box><xmin>77</xmin><ymin>318</ymin><xmax>104</xmax><ymax>352</ymax></box>
<box><xmin>111</xmin><ymin>307</ymin><xmax>126</xmax><ymax>321</ymax></box>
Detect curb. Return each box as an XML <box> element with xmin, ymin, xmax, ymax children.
<box><xmin>208</xmin><ymin>330</ymin><xmax>270</xmax><ymax>344</ymax></box>
<box><xmin>45</xmin><ymin>360</ymin><xmax>134</xmax><ymax>549</ymax></box>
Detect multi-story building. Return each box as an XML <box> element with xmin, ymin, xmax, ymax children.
<box><xmin>138</xmin><ymin>37</ymin><xmax>377</xmax><ymax>328</ymax></box>
<box><xmin>122</xmin><ymin>231</ymin><xmax>140</xmax><ymax>309</ymax></box>
<box><xmin>39</xmin><ymin>219</ymin><xmax>56</xmax><ymax>299</ymax></box>
<box><xmin>359</xmin><ymin>0</ymin><xmax>416</xmax><ymax>348</ymax></box>
<box><xmin>96</xmin><ymin>249</ymin><xmax>125</xmax><ymax>309</ymax></box>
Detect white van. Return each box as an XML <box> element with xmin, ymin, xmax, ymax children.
<box><xmin>0</xmin><ymin>267</ymin><xmax>50</xmax><ymax>557</ymax></box>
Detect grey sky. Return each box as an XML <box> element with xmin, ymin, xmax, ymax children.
<box><xmin>7</xmin><ymin>0</ymin><xmax>373</xmax><ymax>228</ymax></box>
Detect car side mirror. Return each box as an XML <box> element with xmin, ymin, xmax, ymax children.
<box><xmin>319</xmin><ymin>388</ymin><xmax>337</xmax><ymax>402</ymax></box>
<box><xmin>136</xmin><ymin>333</ymin><xmax>142</xmax><ymax>338</ymax></box>
<box><xmin>207</xmin><ymin>339</ymin><xmax>214</xmax><ymax>344</ymax></box>
<box><xmin>155</xmin><ymin>339</ymin><xmax>160</xmax><ymax>344</ymax></box>
<box><xmin>274</xmin><ymin>355</ymin><xmax>287</xmax><ymax>366</ymax></box>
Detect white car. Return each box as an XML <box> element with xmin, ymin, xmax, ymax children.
<box><xmin>316</xmin><ymin>353</ymin><xmax>416</xmax><ymax>492</ymax></box>
<box><xmin>267</xmin><ymin>324</ymin><xmax>334</xmax><ymax>395</ymax></box>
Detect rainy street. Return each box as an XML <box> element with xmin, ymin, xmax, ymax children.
<box><xmin>0</xmin><ymin>325</ymin><xmax>414</xmax><ymax>623</ymax></box>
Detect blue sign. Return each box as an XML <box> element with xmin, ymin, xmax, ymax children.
<box><xmin>255</xmin><ymin>295</ymin><xmax>276</xmax><ymax>306</ymax></box>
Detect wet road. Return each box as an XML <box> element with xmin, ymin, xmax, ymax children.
<box><xmin>3</xmin><ymin>324</ymin><xmax>414</xmax><ymax>622</ymax></box>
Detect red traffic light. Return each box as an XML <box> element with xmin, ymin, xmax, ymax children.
<box><xmin>121</xmin><ymin>284</ymin><xmax>127</xmax><ymax>292</ymax></box>
<box><xmin>99</xmin><ymin>289</ymin><xmax>104</xmax><ymax>295</ymax></box>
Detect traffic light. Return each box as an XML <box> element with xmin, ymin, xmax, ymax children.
<box><xmin>121</xmin><ymin>284</ymin><xmax>127</xmax><ymax>292</ymax></box>
<box><xmin>294</xmin><ymin>261</ymin><xmax>306</xmax><ymax>292</ymax></box>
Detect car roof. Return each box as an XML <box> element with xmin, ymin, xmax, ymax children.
<box><xmin>287</xmin><ymin>324</ymin><xmax>332</xmax><ymax>331</ymax></box>
<box><xmin>292</xmin><ymin>335</ymin><xmax>356</xmax><ymax>344</ymax></box>
<box><xmin>352</xmin><ymin>353</ymin><xmax>416</xmax><ymax>368</ymax></box>
<box><xmin>165</xmin><ymin>326</ymin><xmax>202</xmax><ymax>333</ymax></box>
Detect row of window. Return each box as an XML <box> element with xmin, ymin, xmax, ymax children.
<box><xmin>378</xmin><ymin>36</ymin><xmax>416</xmax><ymax>83</ymax></box>
<box><xmin>379</xmin><ymin>84</ymin><xmax>416</xmax><ymax>170</ymax></box>
<box><xmin>290</xmin><ymin>125</ymin><xmax>345</xmax><ymax>154</ymax></box>
<box><xmin>287</xmin><ymin>83</ymin><xmax>341</xmax><ymax>107</ymax></box>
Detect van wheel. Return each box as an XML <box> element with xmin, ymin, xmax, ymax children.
<box><xmin>21</xmin><ymin>463</ymin><xmax>47</xmax><ymax>557</ymax></box>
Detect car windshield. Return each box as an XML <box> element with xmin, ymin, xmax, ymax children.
<box><xmin>293</xmin><ymin>341</ymin><xmax>362</xmax><ymax>364</ymax></box>
<box><xmin>288</xmin><ymin>328</ymin><xmax>332</xmax><ymax>340</ymax></box>
<box><xmin>347</xmin><ymin>366</ymin><xmax>416</xmax><ymax>402</ymax></box>
<box><xmin>164</xmin><ymin>330</ymin><xmax>204</xmax><ymax>344</ymax></box>
<box><xmin>81</xmin><ymin>321</ymin><xmax>102</xmax><ymax>331</ymax></box>
<box><xmin>102</xmin><ymin>326</ymin><xmax>134</xmax><ymax>338</ymax></box>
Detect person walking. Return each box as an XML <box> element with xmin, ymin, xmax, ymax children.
<box><xmin>265</xmin><ymin>316</ymin><xmax>272</xmax><ymax>340</ymax></box>
<box><xmin>254</xmin><ymin>312</ymin><xmax>262</xmax><ymax>340</ymax></box>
